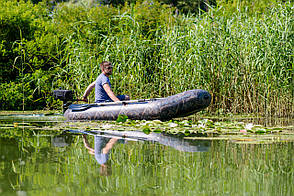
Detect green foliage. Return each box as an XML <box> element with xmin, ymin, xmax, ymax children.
<box><xmin>0</xmin><ymin>0</ymin><xmax>53</xmax><ymax>82</ymax></box>
<box><xmin>36</xmin><ymin>0</ymin><xmax>216</xmax><ymax>14</ymax></box>
<box><xmin>142</xmin><ymin>126</ymin><xmax>151</xmax><ymax>134</ymax></box>
<box><xmin>160</xmin><ymin>0</ymin><xmax>217</xmax><ymax>13</ymax></box>
<box><xmin>24</xmin><ymin>117</ymin><xmax>292</xmax><ymax>138</ymax></box>
<box><xmin>216</xmin><ymin>0</ymin><xmax>287</xmax><ymax>14</ymax></box>
<box><xmin>116</xmin><ymin>114</ymin><xmax>129</xmax><ymax>123</ymax></box>
<box><xmin>0</xmin><ymin>69</ymin><xmax>60</xmax><ymax>110</ymax></box>
<box><xmin>0</xmin><ymin>0</ymin><xmax>293</xmax><ymax>117</ymax></box>
<box><xmin>0</xmin><ymin>82</ymin><xmax>25</xmax><ymax>110</ymax></box>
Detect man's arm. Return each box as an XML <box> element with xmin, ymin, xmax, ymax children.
<box><xmin>102</xmin><ymin>138</ymin><xmax>118</xmax><ymax>154</ymax></box>
<box><xmin>103</xmin><ymin>83</ymin><xmax>120</xmax><ymax>102</ymax></box>
<box><xmin>82</xmin><ymin>81</ymin><xmax>96</xmax><ymax>102</ymax></box>
<box><xmin>82</xmin><ymin>135</ymin><xmax>95</xmax><ymax>155</ymax></box>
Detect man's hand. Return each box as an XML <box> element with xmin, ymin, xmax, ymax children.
<box><xmin>81</xmin><ymin>96</ymin><xmax>88</xmax><ymax>102</ymax></box>
<box><xmin>82</xmin><ymin>81</ymin><xmax>95</xmax><ymax>103</ymax></box>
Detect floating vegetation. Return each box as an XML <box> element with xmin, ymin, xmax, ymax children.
<box><xmin>63</xmin><ymin>118</ymin><xmax>292</xmax><ymax>135</ymax></box>
<box><xmin>0</xmin><ymin>112</ymin><xmax>293</xmax><ymax>144</ymax></box>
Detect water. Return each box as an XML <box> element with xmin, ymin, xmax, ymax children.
<box><xmin>0</xmin><ymin>114</ymin><xmax>293</xmax><ymax>195</ymax></box>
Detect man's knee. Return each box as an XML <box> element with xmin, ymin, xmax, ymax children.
<box><xmin>117</xmin><ymin>95</ymin><xmax>130</xmax><ymax>101</ymax></box>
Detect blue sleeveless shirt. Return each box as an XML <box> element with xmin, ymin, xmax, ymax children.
<box><xmin>95</xmin><ymin>73</ymin><xmax>112</xmax><ymax>103</ymax></box>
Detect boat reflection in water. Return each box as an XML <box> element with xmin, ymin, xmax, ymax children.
<box><xmin>66</xmin><ymin>129</ymin><xmax>211</xmax><ymax>175</ymax></box>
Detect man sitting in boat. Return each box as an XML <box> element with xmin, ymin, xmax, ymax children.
<box><xmin>81</xmin><ymin>61</ymin><xmax>130</xmax><ymax>103</ymax></box>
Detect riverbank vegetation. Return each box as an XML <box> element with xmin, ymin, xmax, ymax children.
<box><xmin>0</xmin><ymin>0</ymin><xmax>293</xmax><ymax>117</ymax></box>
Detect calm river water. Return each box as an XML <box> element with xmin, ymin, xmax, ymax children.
<box><xmin>0</xmin><ymin>114</ymin><xmax>293</xmax><ymax>196</ymax></box>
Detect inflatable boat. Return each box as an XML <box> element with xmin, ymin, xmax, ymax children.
<box><xmin>54</xmin><ymin>89</ymin><xmax>211</xmax><ymax>121</ymax></box>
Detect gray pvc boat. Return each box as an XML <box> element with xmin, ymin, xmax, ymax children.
<box><xmin>64</xmin><ymin>89</ymin><xmax>211</xmax><ymax>121</ymax></box>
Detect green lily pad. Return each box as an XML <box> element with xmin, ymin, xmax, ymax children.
<box><xmin>142</xmin><ymin>126</ymin><xmax>151</xmax><ymax>134</ymax></box>
<box><xmin>116</xmin><ymin>114</ymin><xmax>128</xmax><ymax>123</ymax></box>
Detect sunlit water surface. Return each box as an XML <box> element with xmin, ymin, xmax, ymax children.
<box><xmin>0</xmin><ymin>114</ymin><xmax>293</xmax><ymax>196</ymax></box>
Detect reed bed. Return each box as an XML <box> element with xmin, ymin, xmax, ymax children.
<box><xmin>53</xmin><ymin>3</ymin><xmax>293</xmax><ymax>117</ymax></box>
<box><xmin>1</xmin><ymin>1</ymin><xmax>292</xmax><ymax>116</ymax></box>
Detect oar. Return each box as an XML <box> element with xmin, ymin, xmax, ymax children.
<box><xmin>70</xmin><ymin>98</ymin><xmax>165</xmax><ymax>112</ymax></box>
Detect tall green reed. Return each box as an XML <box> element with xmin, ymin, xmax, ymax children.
<box><xmin>51</xmin><ymin>2</ymin><xmax>293</xmax><ymax>116</ymax></box>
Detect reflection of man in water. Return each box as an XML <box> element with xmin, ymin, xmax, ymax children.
<box><xmin>82</xmin><ymin>135</ymin><xmax>124</xmax><ymax>175</ymax></box>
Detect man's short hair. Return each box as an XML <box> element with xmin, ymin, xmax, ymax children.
<box><xmin>100</xmin><ymin>61</ymin><xmax>112</xmax><ymax>70</ymax></box>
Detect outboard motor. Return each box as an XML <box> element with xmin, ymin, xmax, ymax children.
<box><xmin>53</xmin><ymin>88</ymin><xmax>74</xmax><ymax>112</ymax></box>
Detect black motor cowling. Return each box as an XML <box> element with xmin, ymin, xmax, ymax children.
<box><xmin>53</xmin><ymin>89</ymin><xmax>74</xmax><ymax>102</ymax></box>
<box><xmin>53</xmin><ymin>89</ymin><xmax>75</xmax><ymax>113</ymax></box>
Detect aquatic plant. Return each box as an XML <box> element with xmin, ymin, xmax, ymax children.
<box><xmin>2</xmin><ymin>113</ymin><xmax>293</xmax><ymax>144</ymax></box>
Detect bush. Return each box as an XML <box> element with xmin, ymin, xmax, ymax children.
<box><xmin>0</xmin><ymin>0</ymin><xmax>53</xmax><ymax>82</ymax></box>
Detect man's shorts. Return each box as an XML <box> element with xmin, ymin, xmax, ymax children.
<box><xmin>117</xmin><ymin>95</ymin><xmax>127</xmax><ymax>101</ymax></box>
<box><xmin>95</xmin><ymin>95</ymin><xmax>127</xmax><ymax>103</ymax></box>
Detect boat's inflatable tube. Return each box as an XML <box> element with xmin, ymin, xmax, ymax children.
<box><xmin>64</xmin><ymin>89</ymin><xmax>211</xmax><ymax>121</ymax></box>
